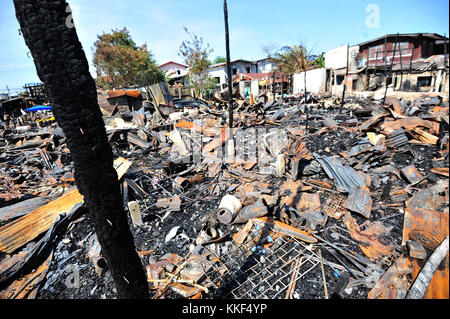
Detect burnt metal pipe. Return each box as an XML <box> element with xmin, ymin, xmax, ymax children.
<box><xmin>216</xmin><ymin>194</ymin><xmax>242</xmax><ymax>224</ymax></box>
<box><xmin>232</xmin><ymin>200</ymin><xmax>268</xmax><ymax>224</ymax></box>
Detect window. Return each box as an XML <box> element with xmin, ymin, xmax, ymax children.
<box><xmin>369</xmin><ymin>44</ymin><xmax>384</xmax><ymax>59</ymax></box>
<box><xmin>246</xmin><ymin>67</ymin><xmax>251</xmax><ymax>73</ymax></box>
<box><xmin>336</xmin><ymin>75</ymin><xmax>344</xmax><ymax>85</ymax></box>
<box><xmin>395</xmin><ymin>42</ymin><xmax>412</xmax><ymax>57</ymax></box>
<box><xmin>232</xmin><ymin>68</ymin><xmax>237</xmax><ymax>75</ymax></box>
<box><xmin>417</xmin><ymin>76</ymin><xmax>432</xmax><ymax>87</ymax></box>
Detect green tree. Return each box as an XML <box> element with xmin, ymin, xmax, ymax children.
<box><xmin>271</xmin><ymin>42</ymin><xmax>317</xmax><ymax>94</ymax></box>
<box><xmin>93</xmin><ymin>28</ymin><xmax>165</xmax><ymax>89</ymax></box>
<box><xmin>273</xmin><ymin>45</ymin><xmax>314</xmax><ymax>76</ymax></box>
<box><xmin>213</xmin><ymin>56</ymin><xmax>227</xmax><ymax>64</ymax></box>
<box><xmin>178</xmin><ymin>27</ymin><xmax>214</xmax><ymax>97</ymax></box>
<box><xmin>311</xmin><ymin>52</ymin><xmax>325</xmax><ymax>68</ymax></box>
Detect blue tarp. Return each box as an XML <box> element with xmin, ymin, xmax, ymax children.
<box><xmin>25</xmin><ymin>105</ymin><xmax>52</xmax><ymax>112</ymax></box>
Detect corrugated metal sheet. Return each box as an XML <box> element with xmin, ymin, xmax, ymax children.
<box><xmin>0</xmin><ymin>188</ymin><xmax>84</xmax><ymax>254</ymax></box>
<box><xmin>402</xmin><ymin>181</ymin><xmax>449</xmax><ymax>299</ymax></box>
<box><xmin>0</xmin><ymin>197</ymin><xmax>50</xmax><ymax>223</ymax></box>
<box><xmin>106</xmin><ymin>90</ymin><xmax>141</xmax><ymax>99</ymax></box>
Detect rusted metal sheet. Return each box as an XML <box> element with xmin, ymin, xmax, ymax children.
<box><xmin>343</xmin><ymin>211</ymin><xmax>396</xmax><ymax>260</ymax></box>
<box><xmin>306</xmin><ymin>179</ymin><xmax>333</xmax><ymax>190</ymax></box>
<box><xmin>106</xmin><ymin>90</ymin><xmax>141</xmax><ymax>99</ymax></box>
<box><xmin>0</xmin><ymin>244</ymin><xmax>32</xmax><ymax>284</ymax></box>
<box><xmin>403</xmin><ymin>207</ymin><xmax>449</xmax><ymax>250</ymax></box>
<box><xmin>380</xmin><ymin>117</ymin><xmax>436</xmax><ymax>134</ymax></box>
<box><xmin>202</xmin><ymin>126</ymin><xmax>231</xmax><ymax>153</ymax></box>
<box><xmin>0</xmin><ymin>157</ymin><xmax>131</xmax><ymax>255</ymax></box>
<box><xmin>254</xmin><ymin>217</ymin><xmax>317</xmax><ymax>244</ymax></box>
<box><xmin>407</xmin><ymin>237</ymin><xmax>449</xmax><ymax>299</ymax></box>
<box><xmin>430</xmin><ymin>167</ymin><xmax>449</xmax><ymax>177</ymax></box>
<box><xmin>402</xmin><ymin>181</ymin><xmax>449</xmax><ymax>299</ymax></box>
<box><xmin>232</xmin><ymin>200</ymin><xmax>268</xmax><ymax>224</ymax></box>
<box><xmin>368</xmin><ymin>257</ymin><xmax>413</xmax><ymax>299</ymax></box>
<box><xmin>0</xmin><ymin>203</ymin><xmax>82</xmax><ymax>287</ymax></box>
<box><xmin>385</xmin><ymin>129</ymin><xmax>409</xmax><ymax>148</ymax></box>
<box><xmin>412</xmin><ymin>257</ymin><xmax>449</xmax><ymax>299</ymax></box>
<box><xmin>400</xmin><ymin>165</ymin><xmax>423</xmax><ymax>184</ymax></box>
<box><xmin>296</xmin><ymin>192</ymin><xmax>321</xmax><ymax>212</ymax></box>
<box><xmin>279</xmin><ymin>180</ymin><xmax>313</xmax><ymax>209</ymax></box>
<box><xmin>0</xmin><ymin>188</ymin><xmax>83</xmax><ymax>255</ymax></box>
<box><xmin>343</xmin><ymin>184</ymin><xmax>373</xmax><ymax>218</ymax></box>
<box><xmin>290</xmin><ymin>138</ymin><xmax>313</xmax><ymax>160</ymax></box>
<box><xmin>409</xmin><ymin>128</ymin><xmax>439</xmax><ymax>145</ymax></box>
<box><xmin>359</xmin><ymin>113</ymin><xmax>387</xmax><ymax>131</ymax></box>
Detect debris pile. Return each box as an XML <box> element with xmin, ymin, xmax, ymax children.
<box><xmin>0</xmin><ymin>90</ymin><xmax>448</xmax><ymax>299</ymax></box>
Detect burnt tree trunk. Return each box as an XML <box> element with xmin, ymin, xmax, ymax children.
<box><xmin>13</xmin><ymin>0</ymin><xmax>149</xmax><ymax>299</ymax></box>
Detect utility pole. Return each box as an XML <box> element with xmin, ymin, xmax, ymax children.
<box><xmin>384</xmin><ymin>36</ymin><xmax>388</xmax><ymax>79</ymax></box>
<box><xmin>340</xmin><ymin>43</ymin><xmax>349</xmax><ymax>110</ymax></box>
<box><xmin>399</xmin><ymin>37</ymin><xmax>404</xmax><ymax>91</ymax></box>
<box><xmin>224</xmin><ymin>0</ymin><xmax>234</xmax><ymax>159</ymax></box>
<box><xmin>272</xmin><ymin>72</ymin><xmax>276</xmax><ymax>100</ymax></box>
<box><xmin>444</xmin><ymin>33</ymin><xmax>448</xmax><ymax>71</ymax></box>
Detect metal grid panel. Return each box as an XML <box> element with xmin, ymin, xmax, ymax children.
<box><xmin>204</xmin><ymin>233</ymin><xmax>320</xmax><ymax>299</ymax></box>
<box><xmin>322</xmin><ymin>193</ymin><xmax>348</xmax><ymax>220</ymax></box>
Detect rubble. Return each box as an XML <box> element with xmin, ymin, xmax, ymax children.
<box><xmin>0</xmin><ymin>87</ymin><xmax>448</xmax><ymax>300</ymax></box>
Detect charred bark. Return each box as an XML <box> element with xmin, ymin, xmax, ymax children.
<box><xmin>13</xmin><ymin>0</ymin><xmax>149</xmax><ymax>299</ymax></box>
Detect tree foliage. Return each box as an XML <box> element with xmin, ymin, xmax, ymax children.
<box><xmin>178</xmin><ymin>27</ymin><xmax>214</xmax><ymax>97</ymax></box>
<box><xmin>93</xmin><ymin>28</ymin><xmax>165</xmax><ymax>89</ymax></box>
<box><xmin>213</xmin><ymin>56</ymin><xmax>227</xmax><ymax>64</ymax></box>
<box><xmin>272</xmin><ymin>44</ymin><xmax>315</xmax><ymax>76</ymax></box>
<box><xmin>311</xmin><ymin>52</ymin><xmax>325</xmax><ymax>68</ymax></box>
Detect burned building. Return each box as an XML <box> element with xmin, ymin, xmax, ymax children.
<box><xmin>97</xmin><ymin>89</ymin><xmax>144</xmax><ymax>116</ymax></box>
<box><xmin>357</xmin><ymin>33</ymin><xmax>449</xmax><ymax>93</ymax></box>
<box><xmin>23</xmin><ymin>83</ymin><xmax>48</xmax><ymax>105</ymax></box>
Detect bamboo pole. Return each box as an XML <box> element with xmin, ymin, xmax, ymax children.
<box><xmin>383</xmin><ymin>33</ymin><xmax>399</xmax><ymax>104</ymax></box>
<box><xmin>340</xmin><ymin>43</ymin><xmax>349</xmax><ymax>110</ymax></box>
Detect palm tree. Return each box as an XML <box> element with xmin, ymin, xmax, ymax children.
<box><xmin>13</xmin><ymin>0</ymin><xmax>149</xmax><ymax>299</ymax></box>
<box><xmin>270</xmin><ymin>43</ymin><xmax>317</xmax><ymax>96</ymax></box>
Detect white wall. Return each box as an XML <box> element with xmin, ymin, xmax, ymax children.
<box><xmin>232</xmin><ymin>61</ymin><xmax>257</xmax><ymax>75</ymax></box>
<box><xmin>293</xmin><ymin>68</ymin><xmax>327</xmax><ymax>94</ymax></box>
<box><xmin>257</xmin><ymin>59</ymin><xmax>274</xmax><ymax>73</ymax></box>
<box><xmin>325</xmin><ymin>45</ymin><xmax>359</xmax><ymax>71</ymax></box>
<box><xmin>160</xmin><ymin>63</ymin><xmax>188</xmax><ymax>79</ymax></box>
<box><xmin>251</xmin><ymin>80</ymin><xmax>260</xmax><ymax>97</ymax></box>
<box><xmin>207</xmin><ymin>66</ymin><xmax>227</xmax><ymax>87</ymax></box>
<box><xmin>207</xmin><ymin>61</ymin><xmax>257</xmax><ymax>88</ymax></box>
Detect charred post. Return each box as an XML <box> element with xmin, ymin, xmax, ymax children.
<box><xmin>13</xmin><ymin>0</ymin><xmax>149</xmax><ymax>299</ymax></box>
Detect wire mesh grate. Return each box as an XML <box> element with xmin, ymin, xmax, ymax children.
<box><xmin>322</xmin><ymin>193</ymin><xmax>348</xmax><ymax>220</ymax></box>
<box><xmin>200</xmin><ymin>229</ymin><xmax>321</xmax><ymax>299</ymax></box>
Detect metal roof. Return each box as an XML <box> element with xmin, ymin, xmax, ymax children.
<box><xmin>357</xmin><ymin>33</ymin><xmax>448</xmax><ymax>47</ymax></box>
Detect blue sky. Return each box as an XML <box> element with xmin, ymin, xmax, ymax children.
<box><xmin>0</xmin><ymin>0</ymin><xmax>448</xmax><ymax>93</ymax></box>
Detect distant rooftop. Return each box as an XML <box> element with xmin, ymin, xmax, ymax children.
<box><xmin>357</xmin><ymin>33</ymin><xmax>448</xmax><ymax>47</ymax></box>
<box><xmin>159</xmin><ymin>61</ymin><xmax>188</xmax><ymax>69</ymax></box>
